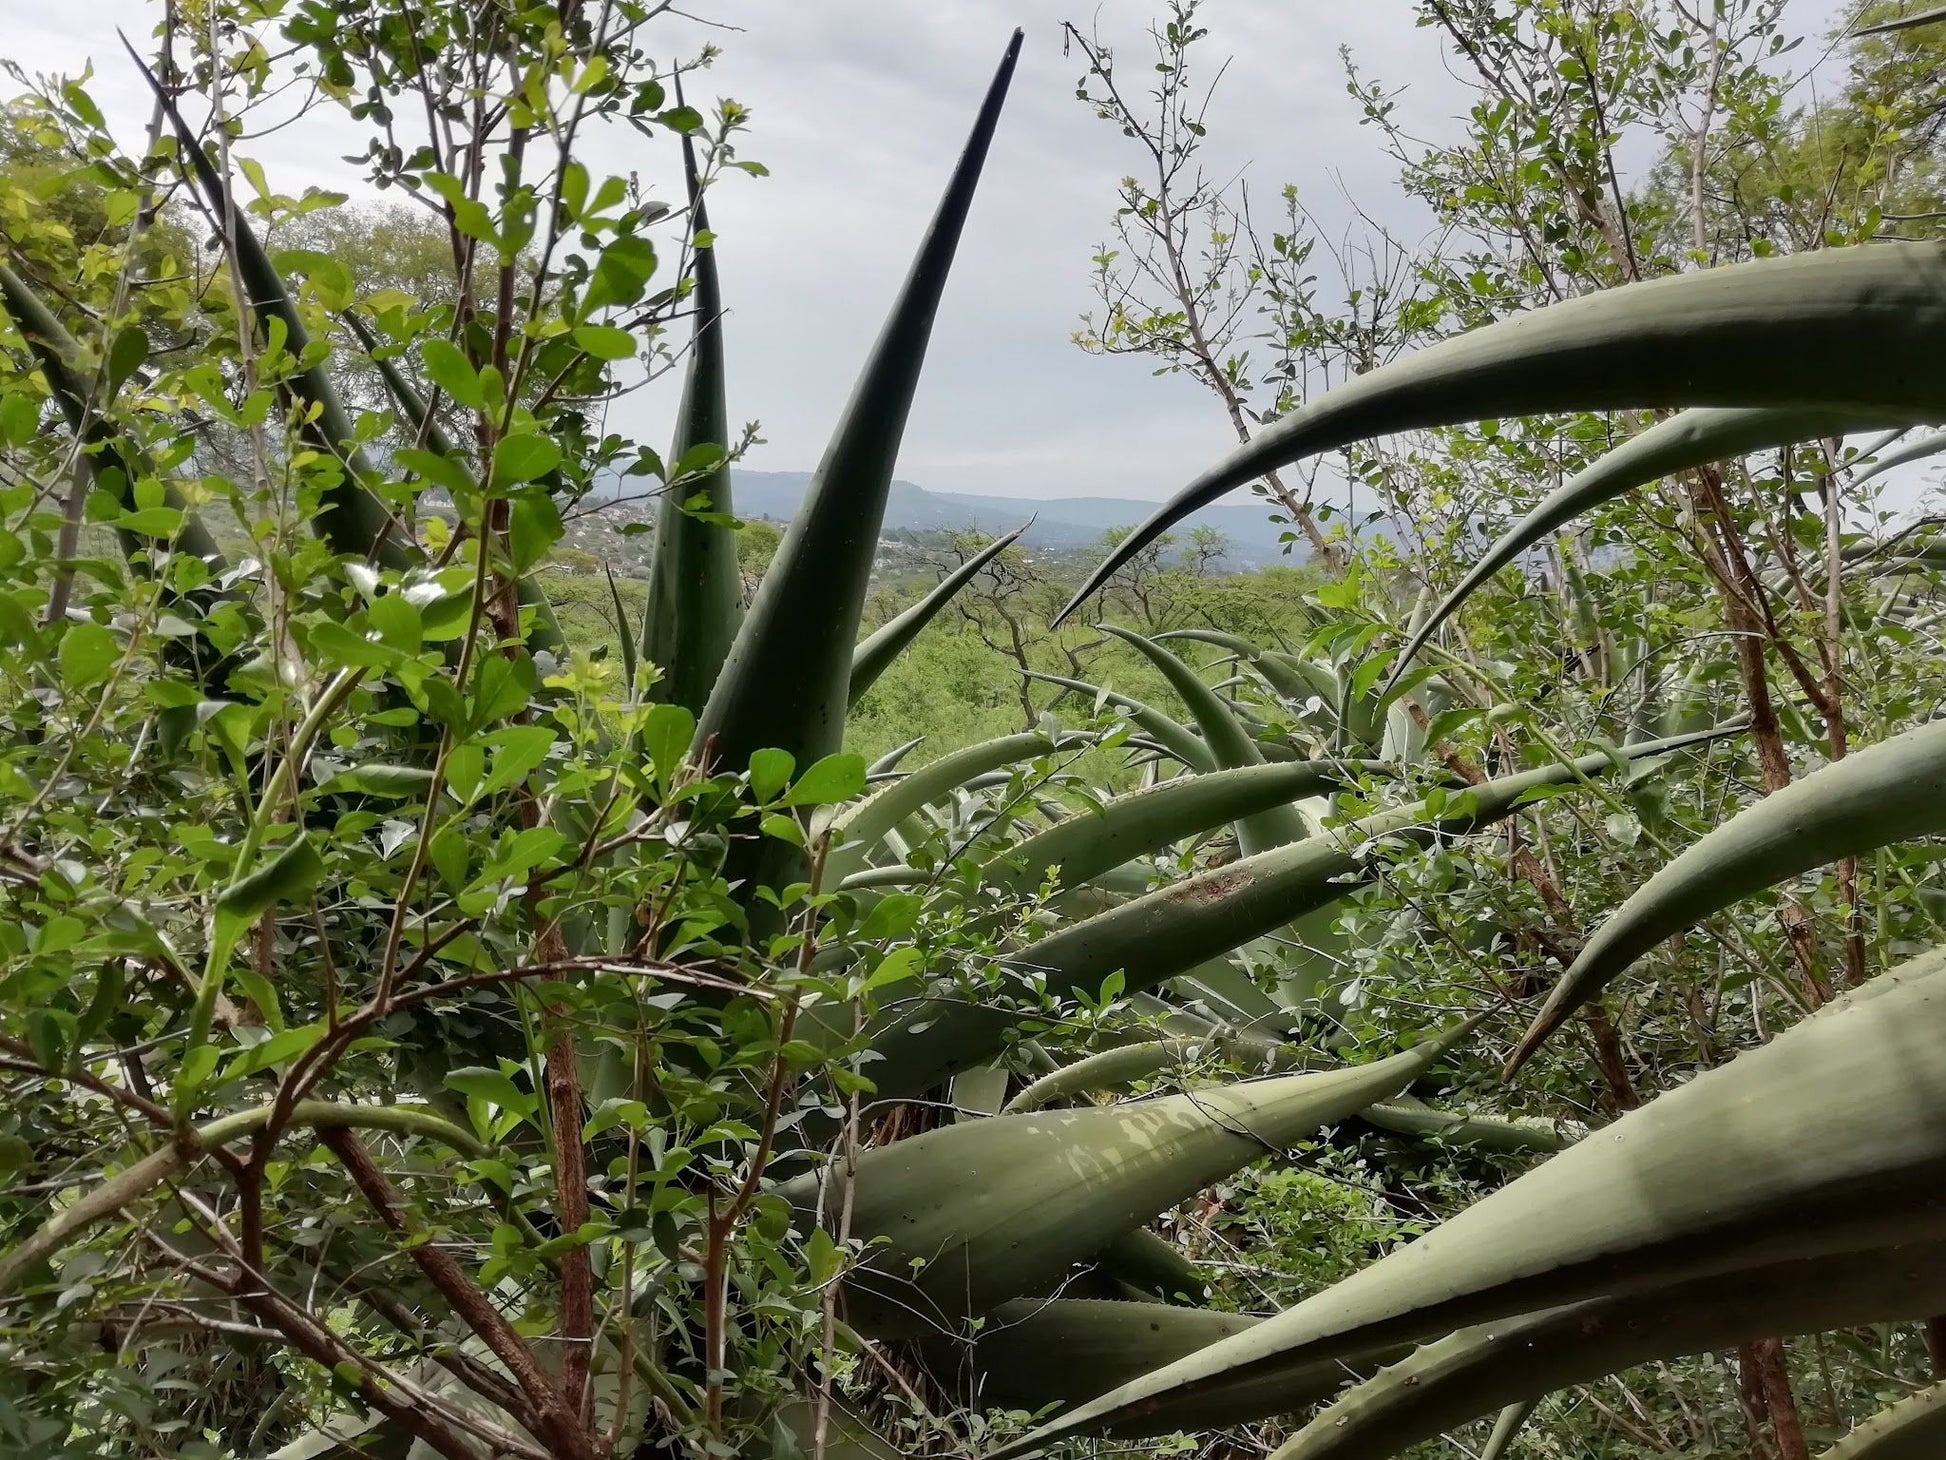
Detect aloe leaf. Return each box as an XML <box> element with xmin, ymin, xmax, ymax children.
<box><xmin>850</xmin><ymin>524</ymin><xmax>1027</xmax><ymax>704</ymax></box>
<box><xmin>1091</xmin><ymin>1228</ymin><xmax>1205</xmax><ymax>1304</ymax></box>
<box><xmin>1027</xmin><ymin>670</ymin><xmax>1214</xmax><ymax>771</ymax></box>
<box><xmin>1360</xmin><ymin>1095</ymin><xmax>1580</xmax><ymax>1156</ymax></box>
<box><xmin>1481</xmin><ymin>1400</ymin><xmax>1538</xmax><ymax>1460</ymax></box>
<box><xmin>1849</xmin><ymin>425</ymin><xmax>1946</xmax><ymax>490</ymax></box>
<box><xmin>862</xmin><ymin>726</ymin><xmax>1728</xmax><ymax>1098</ymax></box>
<box><xmin>1820</xmin><ymin>1382</ymin><xmax>1946</xmax><ymax>1460</ymax></box>
<box><xmin>1102</xmin><ymin>626</ymin><xmax>1306</xmax><ymax>853</ymax></box>
<box><xmin>1857</xmin><ymin>5</ymin><xmax>1946</xmax><ymax>35</ymax></box>
<box><xmin>1055</xmin><ymin>245</ymin><xmax>1946</xmax><ymax>624</ymax></box>
<box><xmin>780</xmin><ymin>1020</ymin><xmax>1472</xmax><ymax>1337</ymax></box>
<box><xmin>1003</xmin><ymin>1035</ymin><xmax>1307</xmax><ymax>1113</ymax></box>
<box><xmin>827</xmin><ymin>728</ymin><xmax>1069</xmax><ymax>879</ymax></box>
<box><xmin>0</xmin><ymin>262</ymin><xmax>225</xmax><ymax>568</ymax></box>
<box><xmin>641</xmin><ymin>133</ymin><xmax>740</xmax><ymax>715</ymax></box>
<box><xmin>867</xmin><ymin>736</ymin><xmax>926</xmax><ymax>777</ymax></box>
<box><xmin>1386</xmin><ymin>406</ymin><xmax>1902</xmax><ymax>689</ymax></box>
<box><xmin>1271</xmin><ymin>1239</ymin><xmax>1946</xmax><ymax>1460</ymax></box>
<box><xmin>1514</xmin><ymin>715</ymin><xmax>1946</xmax><ymax>1071</ymax></box>
<box><xmin>921</xmin><ymin>1300</ymin><xmax>1266</xmax><ymax>1420</ymax></box>
<box><xmin>130</xmin><ymin>46</ymin><xmax>410</xmax><ymax>568</ymax></box>
<box><xmin>991</xmin><ymin>758</ymin><xmax>1385</xmax><ymax>896</ymax></box>
<box><xmin>987</xmin><ymin>944</ymin><xmax>1946</xmax><ymax>1454</ymax></box>
<box><xmin>695</xmin><ymin>33</ymin><xmax>1020</xmax><ymax>771</ymax></box>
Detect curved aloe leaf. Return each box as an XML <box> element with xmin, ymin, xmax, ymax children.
<box><xmin>642</xmin><ymin>134</ymin><xmax>739</xmax><ymax>715</ymax></box>
<box><xmin>1820</xmin><ymin>1383</ymin><xmax>1946</xmax><ymax>1460</ymax></box>
<box><xmin>867</xmin><ymin>736</ymin><xmax>926</xmax><ymax>777</ymax></box>
<box><xmin>988</xmin><ymin>944</ymin><xmax>1946</xmax><ymax>1454</ymax></box>
<box><xmin>922</xmin><ymin>1300</ymin><xmax>1261</xmax><ymax>1417</ymax></box>
<box><xmin>850</xmin><ymin>524</ymin><xmax>1027</xmax><ymax>704</ymax></box>
<box><xmin>1003</xmin><ymin>1035</ymin><xmax>1307</xmax><ymax>1113</ymax></box>
<box><xmin>132</xmin><ymin>46</ymin><xmax>408</xmax><ymax>568</ymax></box>
<box><xmin>1056</xmin><ymin>245</ymin><xmax>1946</xmax><ymax>624</ymax></box>
<box><xmin>781</xmin><ymin>1021</ymin><xmax>1471</xmax><ymax>1337</ymax></box>
<box><xmin>992</xmin><ymin>759</ymin><xmax>1385</xmax><ymax>895</ymax></box>
<box><xmin>863</xmin><ymin>726</ymin><xmax>1728</xmax><ymax>1097</ymax></box>
<box><xmin>1857</xmin><ymin>5</ymin><xmax>1946</xmax><ymax>35</ymax></box>
<box><xmin>1387</xmin><ymin>406</ymin><xmax>1901</xmax><ymax>689</ymax></box>
<box><xmin>1103</xmin><ymin>626</ymin><xmax>1306</xmax><ymax>853</ymax></box>
<box><xmin>1271</xmin><ymin>1239</ymin><xmax>1946</xmax><ymax>1460</ymax></box>
<box><xmin>695</xmin><ymin>33</ymin><xmax>1021</xmax><ymax>771</ymax></box>
<box><xmin>1850</xmin><ymin>426</ymin><xmax>1946</xmax><ymax>490</ymax></box>
<box><xmin>1514</xmin><ymin>715</ymin><xmax>1946</xmax><ymax>1070</ymax></box>
<box><xmin>828</xmin><ymin>729</ymin><xmax>1068</xmax><ymax>879</ymax></box>
<box><xmin>1028</xmin><ymin>670</ymin><xmax>1214</xmax><ymax>771</ymax></box>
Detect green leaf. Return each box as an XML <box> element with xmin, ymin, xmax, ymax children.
<box><xmin>643</xmin><ymin>703</ymin><xmax>698</xmax><ymax>787</ymax></box>
<box><xmin>827</xmin><ymin>730</ymin><xmax>1062</xmax><ymax>880</ymax></box>
<box><xmin>57</xmin><ymin>622</ymin><xmax>119</xmax><ymax>688</ymax></box>
<box><xmin>640</xmin><ymin>132</ymin><xmax>740</xmax><ymax>718</ymax></box>
<box><xmin>989</xmin><ymin>758</ymin><xmax>1385</xmax><ymax>896</ymax></box>
<box><xmin>783</xmin><ymin>752</ymin><xmax>867</xmax><ymax>806</ymax></box>
<box><xmin>215</xmin><ymin>834</ymin><xmax>325</xmax><ymax>948</ymax></box>
<box><xmin>862</xmin><ymin>727</ymin><xmax>1730</xmax><ymax>1099</ymax></box>
<box><xmin>748</xmin><ymin>747</ymin><xmax>794</xmax><ymax>803</ymax></box>
<box><xmin>421</xmin><ymin>339</ymin><xmax>483</xmax><ymax>409</ymax></box>
<box><xmin>573</xmin><ymin>323</ymin><xmax>637</xmax><ymax>360</ymax></box>
<box><xmin>988</xmin><ymin>946</ymin><xmax>1946</xmax><ymax>1456</ymax></box>
<box><xmin>1102</xmin><ymin>625</ymin><xmax>1304</xmax><ymax>855</ymax></box>
<box><xmin>319</xmin><ymin>763</ymin><xmax>436</xmax><ymax>799</ymax></box>
<box><xmin>490</xmin><ymin>434</ymin><xmax>560</xmax><ymax>488</ymax></box>
<box><xmin>105</xmin><ymin>324</ymin><xmax>147</xmax><ymax>397</ymax></box>
<box><xmin>584</xmin><ymin>235</ymin><xmax>658</xmax><ymax>314</ymax></box>
<box><xmin>508</xmin><ymin>489</ymin><xmax>563</xmax><ymax>571</ymax></box>
<box><xmin>1027</xmin><ymin>671</ymin><xmax>1213</xmax><ymax>772</ymax></box>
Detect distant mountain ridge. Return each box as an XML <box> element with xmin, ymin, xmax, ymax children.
<box><xmin>717</xmin><ymin>470</ymin><xmax>1312</xmax><ymax>566</ymax></box>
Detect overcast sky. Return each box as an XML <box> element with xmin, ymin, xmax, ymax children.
<box><xmin>9</xmin><ymin>1</ymin><xmax>1858</xmax><ymax>505</ymax></box>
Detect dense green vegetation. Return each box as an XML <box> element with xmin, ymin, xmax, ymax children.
<box><xmin>6</xmin><ymin>4</ymin><xmax>1946</xmax><ymax>1460</ymax></box>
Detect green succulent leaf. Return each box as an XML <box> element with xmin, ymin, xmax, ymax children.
<box><xmin>1059</xmin><ymin>244</ymin><xmax>1946</xmax><ymax>623</ymax></box>
<box><xmin>989</xmin><ymin>945</ymin><xmax>1946</xmax><ymax>1455</ymax></box>
<box><xmin>1515</xmin><ymin>716</ymin><xmax>1946</xmax><ymax>1070</ymax></box>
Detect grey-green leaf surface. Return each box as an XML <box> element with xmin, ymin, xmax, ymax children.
<box><xmin>863</xmin><ymin>727</ymin><xmax>1726</xmax><ymax>1098</ymax></box>
<box><xmin>991</xmin><ymin>758</ymin><xmax>1385</xmax><ymax>896</ymax></box>
<box><xmin>1819</xmin><ymin>1382</ymin><xmax>1946</xmax><ymax>1460</ymax></box>
<box><xmin>987</xmin><ymin>944</ymin><xmax>1946</xmax><ymax>1455</ymax></box>
<box><xmin>780</xmin><ymin>1022</ymin><xmax>1471</xmax><ymax>1337</ymax></box>
<box><xmin>1272</xmin><ymin>1239</ymin><xmax>1946</xmax><ymax>1460</ymax></box>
